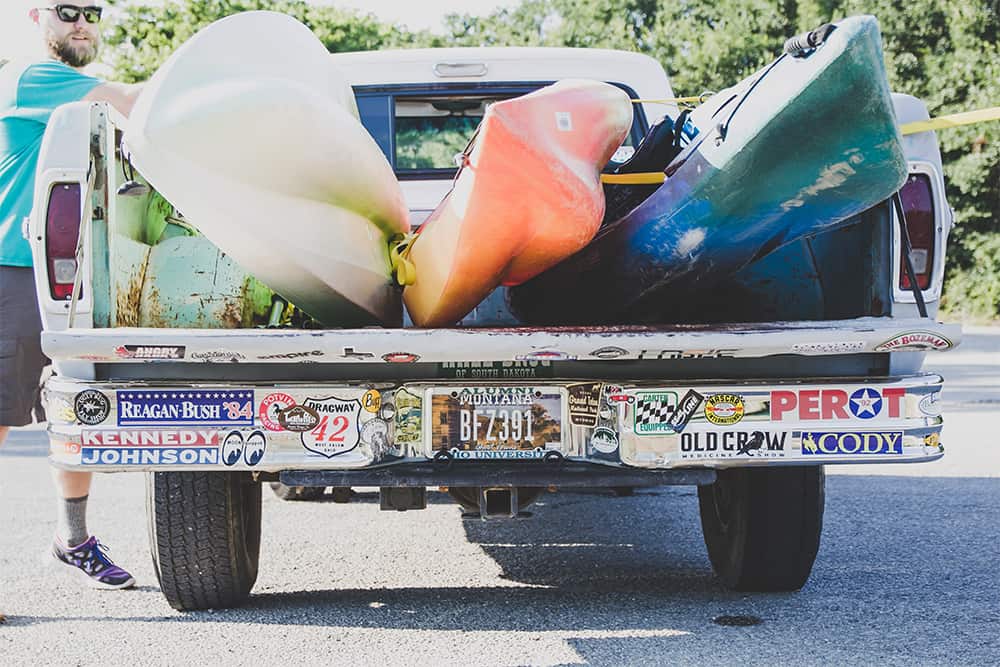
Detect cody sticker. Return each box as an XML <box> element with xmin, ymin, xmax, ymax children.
<box><xmin>300</xmin><ymin>396</ymin><xmax>362</xmax><ymax>458</ymax></box>
<box><xmin>704</xmin><ymin>394</ymin><xmax>745</xmax><ymax>426</ymax></box>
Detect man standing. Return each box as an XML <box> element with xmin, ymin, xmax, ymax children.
<box><xmin>1</xmin><ymin>3</ymin><xmax>142</xmax><ymax>590</ymax></box>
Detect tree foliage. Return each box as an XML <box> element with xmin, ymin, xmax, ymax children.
<box><xmin>101</xmin><ymin>0</ymin><xmax>418</xmax><ymax>82</ymax></box>
<box><xmin>102</xmin><ymin>0</ymin><xmax>999</xmax><ymax>317</ymax></box>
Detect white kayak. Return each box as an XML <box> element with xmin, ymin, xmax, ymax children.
<box><xmin>124</xmin><ymin>11</ymin><xmax>410</xmax><ymax>326</ymax></box>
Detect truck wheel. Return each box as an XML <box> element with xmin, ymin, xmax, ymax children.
<box><xmin>147</xmin><ymin>471</ymin><xmax>262</xmax><ymax>611</ymax></box>
<box><xmin>697</xmin><ymin>466</ymin><xmax>824</xmax><ymax>592</ymax></box>
<box><xmin>269</xmin><ymin>482</ymin><xmax>325</xmax><ymax>501</ymax></box>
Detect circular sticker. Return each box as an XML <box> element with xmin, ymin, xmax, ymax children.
<box><xmin>362</xmin><ymin>389</ymin><xmax>382</xmax><ymax>414</ymax></box>
<box><xmin>244</xmin><ymin>430</ymin><xmax>266</xmax><ymax>466</ymax></box>
<box><xmin>704</xmin><ymin>394</ymin><xmax>745</xmax><ymax>426</ymax></box>
<box><xmin>222</xmin><ymin>431</ymin><xmax>244</xmax><ymax>466</ymax></box>
<box><xmin>259</xmin><ymin>392</ymin><xmax>295</xmax><ymax>431</ymax></box>
<box><xmin>591</xmin><ymin>427</ymin><xmax>620</xmax><ymax>454</ymax></box>
<box><xmin>74</xmin><ymin>390</ymin><xmax>110</xmax><ymax>426</ymax></box>
<box><xmin>361</xmin><ymin>418</ymin><xmax>390</xmax><ymax>449</ymax></box>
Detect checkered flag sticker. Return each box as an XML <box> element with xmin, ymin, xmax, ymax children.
<box><xmin>635</xmin><ymin>396</ymin><xmax>675</xmax><ymax>427</ymax></box>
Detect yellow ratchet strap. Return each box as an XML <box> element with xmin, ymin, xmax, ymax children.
<box><xmin>389</xmin><ymin>232</ymin><xmax>418</xmax><ymax>287</ymax></box>
<box><xmin>600</xmin><ymin>172</ymin><xmax>666</xmax><ymax>185</ymax></box>
<box><xmin>901</xmin><ymin>106</ymin><xmax>1000</xmax><ymax>135</ymax></box>
<box><xmin>631</xmin><ymin>95</ymin><xmax>711</xmax><ymax>105</ymax></box>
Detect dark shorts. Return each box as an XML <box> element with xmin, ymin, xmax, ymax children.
<box><xmin>0</xmin><ymin>266</ymin><xmax>49</xmax><ymax>426</ymax></box>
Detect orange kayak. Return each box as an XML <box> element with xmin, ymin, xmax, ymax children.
<box><xmin>403</xmin><ymin>80</ymin><xmax>633</xmax><ymax>327</ymax></box>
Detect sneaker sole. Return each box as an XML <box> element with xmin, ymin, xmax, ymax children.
<box><xmin>47</xmin><ymin>552</ymin><xmax>136</xmax><ymax>590</ymax></box>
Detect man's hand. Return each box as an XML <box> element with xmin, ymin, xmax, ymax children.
<box><xmin>83</xmin><ymin>82</ymin><xmax>143</xmax><ymax>117</ymax></box>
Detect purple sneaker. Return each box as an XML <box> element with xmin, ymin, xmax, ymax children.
<box><xmin>52</xmin><ymin>536</ymin><xmax>135</xmax><ymax>590</ymax></box>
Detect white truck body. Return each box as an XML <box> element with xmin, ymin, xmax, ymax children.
<box><xmin>23</xmin><ymin>44</ymin><xmax>959</xmax><ymax>608</ymax></box>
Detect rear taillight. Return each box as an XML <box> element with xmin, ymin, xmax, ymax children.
<box><xmin>45</xmin><ymin>182</ymin><xmax>82</xmax><ymax>300</ymax></box>
<box><xmin>898</xmin><ymin>173</ymin><xmax>935</xmax><ymax>291</ymax></box>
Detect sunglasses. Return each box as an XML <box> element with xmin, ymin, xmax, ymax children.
<box><xmin>41</xmin><ymin>5</ymin><xmax>103</xmax><ymax>24</ymax></box>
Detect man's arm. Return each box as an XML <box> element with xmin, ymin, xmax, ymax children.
<box><xmin>83</xmin><ymin>82</ymin><xmax>143</xmax><ymax>117</ymax></box>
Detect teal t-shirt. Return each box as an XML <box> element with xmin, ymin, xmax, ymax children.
<box><xmin>0</xmin><ymin>60</ymin><xmax>101</xmax><ymax>267</ymax></box>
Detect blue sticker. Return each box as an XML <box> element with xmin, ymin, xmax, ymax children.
<box><xmin>848</xmin><ymin>388</ymin><xmax>883</xmax><ymax>419</ymax></box>
<box><xmin>116</xmin><ymin>390</ymin><xmax>254</xmax><ymax>426</ymax></box>
<box><xmin>81</xmin><ymin>447</ymin><xmax>219</xmax><ymax>465</ymax></box>
<box><xmin>801</xmin><ymin>431</ymin><xmax>903</xmax><ymax>455</ymax></box>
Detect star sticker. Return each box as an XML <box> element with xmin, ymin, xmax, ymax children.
<box><xmin>850</xmin><ymin>388</ymin><xmax>882</xmax><ymax>419</ymax></box>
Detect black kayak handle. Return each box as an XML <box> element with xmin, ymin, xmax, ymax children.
<box><xmin>783</xmin><ymin>23</ymin><xmax>837</xmax><ymax>56</ymax></box>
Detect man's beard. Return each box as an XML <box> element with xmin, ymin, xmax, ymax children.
<box><xmin>49</xmin><ymin>34</ymin><xmax>99</xmax><ymax>68</ymax></box>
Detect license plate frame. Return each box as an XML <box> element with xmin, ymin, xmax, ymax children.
<box><xmin>425</xmin><ymin>386</ymin><xmax>565</xmax><ymax>459</ymax></box>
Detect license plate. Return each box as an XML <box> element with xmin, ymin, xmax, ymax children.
<box><xmin>428</xmin><ymin>386</ymin><xmax>564</xmax><ymax>459</ymax></box>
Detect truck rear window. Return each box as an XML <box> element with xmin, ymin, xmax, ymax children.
<box><xmin>354</xmin><ymin>83</ymin><xmax>648</xmax><ymax>179</ymax></box>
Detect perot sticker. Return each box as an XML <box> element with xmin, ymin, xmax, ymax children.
<box><xmin>770</xmin><ymin>387</ymin><xmax>905</xmax><ymax>421</ymax></box>
<box><xmin>74</xmin><ymin>390</ymin><xmax>111</xmax><ymax>426</ymax></box>
<box><xmin>114</xmin><ymin>345</ymin><xmax>185</xmax><ymax>360</ymax></box>
<box><xmin>278</xmin><ymin>405</ymin><xmax>320</xmax><ymax>432</ymax></box>
<box><xmin>299</xmin><ymin>396</ymin><xmax>362</xmax><ymax>458</ymax></box>
<box><xmin>874</xmin><ymin>332</ymin><xmax>953</xmax><ymax>352</ymax></box>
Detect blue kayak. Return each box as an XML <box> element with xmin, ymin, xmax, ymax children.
<box><xmin>508</xmin><ymin>15</ymin><xmax>907</xmax><ymax>325</ymax></box>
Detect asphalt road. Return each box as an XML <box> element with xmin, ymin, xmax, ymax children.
<box><xmin>1</xmin><ymin>327</ymin><xmax>998</xmax><ymax>666</ymax></box>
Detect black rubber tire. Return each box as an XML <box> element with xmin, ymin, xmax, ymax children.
<box><xmin>448</xmin><ymin>486</ymin><xmax>545</xmax><ymax>513</ymax></box>
<box><xmin>269</xmin><ymin>482</ymin><xmax>326</xmax><ymax>501</ymax></box>
<box><xmin>147</xmin><ymin>471</ymin><xmax>262</xmax><ymax>611</ymax></box>
<box><xmin>698</xmin><ymin>466</ymin><xmax>824</xmax><ymax>592</ymax></box>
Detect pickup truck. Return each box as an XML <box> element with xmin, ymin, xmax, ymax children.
<box><xmin>28</xmin><ymin>46</ymin><xmax>959</xmax><ymax>611</ymax></box>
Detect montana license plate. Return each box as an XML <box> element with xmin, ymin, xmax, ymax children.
<box><xmin>427</xmin><ymin>386</ymin><xmax>564</xmax><ymax>459</ymax></box>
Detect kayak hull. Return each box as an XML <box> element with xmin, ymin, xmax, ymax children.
<box><xmin>509</xmin><ymin>15</ymin><xmax>906</xmax><ymax>325</ymax></box>
<box><xmin>125</xmin><ymin>11</ymin><xmax>409</xmax><ymax>327</ymax></box>
<box><xmin>404</xmin><ymin>80</ymin><xmax>633</xmax><ymax>327</ymax></box>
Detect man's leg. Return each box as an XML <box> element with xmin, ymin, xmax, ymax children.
<box><xmin>2</xmin><ymin>266</ymin><xmax>133</xmax><ymax>589</ymax></box>
<box><xmin>54</xmin><ymin>470</ymin><xmax>93</xmax><ymax>547</ymax></box>
<box><xmin>1</xmin><ymin>426</ymin><xmax>7</xmax><ymax>620</ymax></box>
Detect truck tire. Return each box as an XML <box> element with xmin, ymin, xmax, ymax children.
<box><xmin>147</xmin><ymin>471</ymin><xmax>262</xmax><ymax>611</ymax></box>
<box><xmin>697</xmin><ymin>466</ymin><xmax>824</xmax><ymax>592</ymax></box>
<box><xmin>269</xmin><ymin>482</ymin><xmax>325</xmax><ymax>501</ymax></box>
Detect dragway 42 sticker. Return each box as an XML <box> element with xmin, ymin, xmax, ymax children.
<box><xmin>299</xmin><ymin>396</ymin><xmax>362</xmax><ymax>458</ymax></box>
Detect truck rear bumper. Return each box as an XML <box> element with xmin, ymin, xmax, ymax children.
<box><xmin>44</xmin><ymin>372</ymin><xmax>945</xmax><ymax>476</ymax></box>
